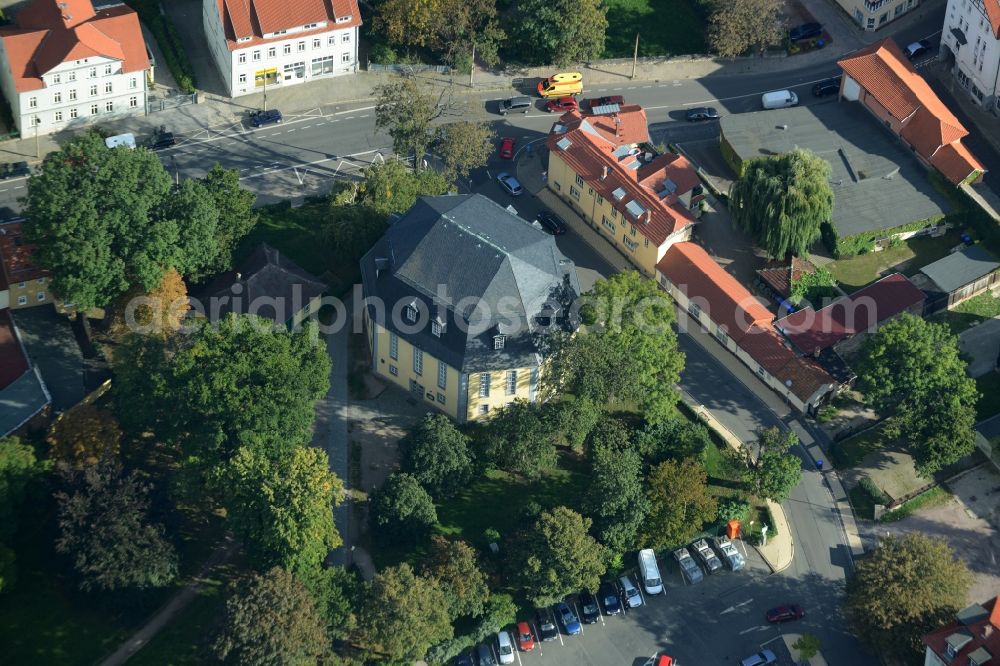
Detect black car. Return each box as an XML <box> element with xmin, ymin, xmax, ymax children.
<box><xmin>452</xmin><ymin>651</ymin><xmax>475</xmax><ymax>666</ymax></box>
<box><xmin>686</xmin><ymin>106</ymin><xmax>720</xmax><ymax>122</ymax></box>
<box><xmin>536</xmin><ymin>608</ymin><xmax>559</xmax><ymax>641</ymax></box>
<box><xmin>476</xmin><ymin>643</ymin><xmax>496</xmax><ymax>666</ymax></box>
<box><xmin>905</xmin><ymin>39</ymin><xmax>933</xmax><ymax>60</ymax></box>
<box><xmin>812</xmin><ymin>76</ymin><xmax>841</xmax><ymax>97</ymax></box>
<box><xmin>789</xmin><ymin>22</ymin><xmax>822</xmax><ymax>41</ymax></box>
<box><xmin>598</xmin><ymin>581</ymin><xmax>622</xmax><ymax>615</ymax></box>
<box><xmin>579</xmin><ymin>590</ymin><xmax>600</xmax><ymax>624</ymax></box>
<box><xmin>149</xmin><ymin>131</ymin><xmax>176</xmax><ymax>150</ymax></box>
<box><xmin>9</xmin><ymin>162</ymin><xmax>31</xmax><ymax>178</ymax></box>
<box><xmin>249</xmin><ymin>108</ymin><xmax>283</xmax><ymax>127</ymax></box>
<box><xmin>535</xmin><ymin>210</ymin><xmax>566</xmax><ymax>235</ymax></box>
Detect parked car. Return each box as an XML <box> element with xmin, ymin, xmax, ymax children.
<box><xmin>761</xmin><ymin>90</ymin><xmax>798</xmax><ymax>109</ymax></box>
<box><xmin>545</xmin><ymin>96</ymin><xmax>579</xmax><ymax>113</ymax></box>
<box><xmin>499</xmin><ymin>137</ymin><xmax>516</xmax><ymax>160</ymax></box>
<box><xmin>740</xmin><ymin>649</ymin><xmax>778</xmax><ymax>666</ymax></box>
<box><xmin>579</xmin><ymin>590</ymin><xmax>600</xmax><ymax>624</ymax></box>
<box><xmin>452</xmin><ymin>651</ymin><xmax>475</xmax><ymax>666</ymax></box>
<box><xmin>673</xmin><ymin>547</ymin><xmax>704</xmax><ymax>584</ymax></box>
<box><xmin>9</xmin><ymin>162</ymin><xmax>31</xmax><ymax>178</ymax></box>
<box><xmin>496</xmin><ymin>172</ymin><xmax>523</xmax><ymax>196</ymax></box>
<box><xmin>514</xmin><ymin>621</ymin><xmax>535</xmax><ymax>651</ymax></box>
<box><xmin>767</xmin><ymin>604</ymin><xmax>805</xmax><ymax>623</ymax></box>
<box><xmin>477</xmin><ymin>642</ymin><xmax>497</xmax><ymax>666</ymax></box>
<box><xmin>499</xmin><ymin>95</ymin><xmax>532</xmax><ymax>115</ymax></box>
<box><xmin>638</xmin><ymin>548</ymin><xmax>663</xmax><ymax>595</ymax></box>
<box><xmin>619</xmin><ymin>574</ymin><xmax>643</xmax><ymax>608</ymax></box>
<box><xmin>685</xmin><ymin>106</ymin><xmax>720</xmax><ymax>121</ymax></box>
<box><xmin>587</xmin><ymin>95</ymin><xmax>625</xmax><ymax>109</ymax></box>
<box><xmin>535</xmin><ymin>211</ymin><xmax>566</xmax><ymax>235</ymax></box>
<box><xmin>249</xmin><ymin>108</ymin><xmax>283</xmax><ymax>127</ymax></box>
<box><xmin>812</xmin><ymin>76</ymin><xmax>842</xmax><ymax>97</ymax></box>
<box><xmin>598</xmin><ymin>580</ymin><xmax>622</xmax><ymax>615</ymax></box>
<box><xmin>535</xmin><ymin>608</ymin><xmax>558</xmax><ymax>641</ymax></box>
<box><xmin>149</xmin><ymin>126</ymin><xmax>177</xmax><ymax>150</ymax></box>
<box><xmin>788</xmin><ymin>22</ymin><xmax>822</xmax><ymax>41</ymax></box>
<box><xmin>690</xmin><ymin>539</ymin><xmax>723</xmax><ymax>574</ymax></box>
<box><xmin>905</xmin><ymin>39</ymin><xmax>933</xmax><ymax>59</ymax></box>
<box><xmin>712</xmin><ymin>536</ymin><xmax>746</xmax><ymax>571</ymax></box>
<box><xmin>496</xmin><ymin>630</ymin><xmax>515</xmax><ymax>664</ymax></box>
<box><xmin>0</xmin><ymin>164</ymin><xmax>10</xmax><ymax>179</ymax></box>
<box><xmin>554</xmin><ymin>601</ymin><xmax>582</xmax><ymax>635</ymax></box>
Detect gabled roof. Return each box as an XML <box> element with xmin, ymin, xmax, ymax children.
<box><xmin>931</xmin><ymin>141</ymin><xmax>986</xmax><ymax>185</ymax></box>
<box><xmin>0</xmin><ymin>0</ymin><xmax>149</xmax><ymax>93</ymax></box>
<box><xmin>0</xmin><ymin>308</ymin><xmax>50</xmax><ymax>437</ymax></box>
<box><xmin>0</xmin><ymin>309</ymin><xmax>29</xmax><ymax>389</ymax></box>
<box><xmin>919</xmin><ymin>244</ymin><xmax>1000</xmax><ymax>293</ymax></box>
<box><xmin>213</xmin><ymin>0</ymin><xmax>362</xmax><ymax>51</ymax></box>
<box><xmin>923</xmin><ymin>597</ymin><xmax>1000</xmax><ymax>664</ymax></box>
<box><xmin>775</xmin><ymin>273</ymin><xmax>924</xmax><ymax>354</ymax></box>
<box><xmin>547</xmin><ymin>108</ymin><xmax>699</xmax><ymax>247</ymax></box>
<box><xmin>985</xmin><ymin>0</ymin><xmax>1000</xmax><ymax>39</ymax></box>
<box><xmin>0</xmin><ymin>222</ymin><xmax>49</xmax><ymax>284</ymax></box>
<box><xmin>757</xmin><ymin>256</ymin><xmax>818</xmax><ymax>300</ymax></box>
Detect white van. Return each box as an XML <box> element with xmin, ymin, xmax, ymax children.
<box><xmin>619</xmin><ymin>574</ymin><xmax>644</xmax><ymax>607</ymax></box>
<box><xmin>638</xmin><ymin>549</ymin><xmax>663</xmax><ymax>595</ymax></box>
<box><xmin>761</xmin><ymin>90</ymin><xmax>798</xmax><ymax>109</ymax></box>
<box><xmin>104</xmin><ymin>133</ymin><xmax>136</xmax><ymax>150</ymax></box>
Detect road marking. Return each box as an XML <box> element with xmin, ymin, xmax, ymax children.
<box><xmin>0</xmin><ymin>189</ymin><xmax>6</xmax><ymax>193</ymax></box>
<box><xmin>359</xmin><ymin>114</ymin><xmax>370</xmax><ymax>118</ymax></box>
<box><xmin>13</xmin><ymin>185</ymin><xmax>23</xmax><ymax>190</ymax></box>
<box><xmin>237</xmin><ymin>147</ymin><xmax>395</xmax><ymax>181</ymax></box>
<box><xmin>739</xmin><ymin>625</ymin><xmax>763</xmax><ymax>635</ymax></box>
<box><xmin>333</xmin><ymin>104</ymin><xmax>376</xmax><ymax>115</ymax></box>
<box><xmin>679</xmin><ymin>74</ymin><xmax>845</xmax><ymax>107</ymax></box>
<box><xmin>302</xmin><ymin>125</ymin><xmax>312</xmax><ymax>129</ymax></box>
<box><xmin>574</xmin><ymin>602</ymin><xmax>585</xmax><ymax>636</ymax></box>
<box><xmin>287</xmin><ymin>128</ymin><xmax>296</xmax><ymax>132</ymax></box>
<box><xmin>720</xmin><ymin>599</ymin><xmax>755</xmax><ymax>614</ymax></box>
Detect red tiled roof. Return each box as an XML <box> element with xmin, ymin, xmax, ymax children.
<box><xmin>657</xmin><ymin>242</ymin><xmax>773</xmax><ymax>342</ymax></box>
<box><xmin>757</xmin><ymin>257</ymin><xmax>817</xmax><ymax>299</ymax></box>
<box><xmin>931</xmin><ymin>141</ymin><xmax>986</xmax><ymax>185</ymax></box>
<box><xmin>547</xmin><ymin>109</ymin><xmax>698</xmax><ymax>246</ymax></box>
<box><xmin>214</xmin><ymin>0</ymin><xmax>362</xmax><ymax>50</ymax></box>
<box><xmin>1</xmin><ymin>0</ymin><xmax>149</xmax><ymax>94</ymax></box>
<box><xmin>0</xmin><ymin>222</ymin><xmax>49</xmax><ymax>284</ymax></box>
<box><xmin>923</xmin><ymin>597</ymin><xmax>1000</xmax><ymax>663</ymax></box>
<box><xmin>0</xmin><ymin>309</ymin><xmax>30</xmax><ymax>390</ymax></box>
<box><xmin>740</xmin><ymin>324</ymin><xmax>797</xmax><ymax>375</ymax></box>
<box><xmin>773</xmin><ymin>354</ymin><xmax>835</xmax><ymax>402</ymax></box>
<box><xmin>986</xmin><ymin>0</ymin><xmax>1000</xmax><ymax>39</ymax></box>
<box><xmin>775</xmin><ymin>273</ymin><xmax>924</xmax><ymax>354</ymax></box>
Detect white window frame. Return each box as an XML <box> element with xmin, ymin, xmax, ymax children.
<box><xmin>389</xmin><ymin>332</ymin><xmax>398</xmax><ymax>360</ymax></box>
<box><xmin>438</xmin><ymin>361</ymin><xmax>447</xmax><ymax>389</ymax></box>
<box><xmin>506</xmin><ymin>370</ymin><xmax>517</xmax><ymax>395</ymax></box>
<box><xmin>413</xmin><ymin>348</ymin><xmax>423</xmax><ymax>375</ymax></box>
<box><xmin>479</xmin><ymin>373</ymin><xmax>491</xmax><ymax>397</ymax></box>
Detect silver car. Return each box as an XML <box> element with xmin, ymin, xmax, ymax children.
<box><xmin>496</xmin><ymin>172</ymin><xmax>523</xmax><ymax>196</ymax></box>
<box><xmin>673</xmin><ymin>547</ymin><xmax>704</xmax><ymax>583</ymax></box>
<box><xmin>690</xmin><ymin>539</ymin><xmax>723</xmax><ymax>574</ymax></box>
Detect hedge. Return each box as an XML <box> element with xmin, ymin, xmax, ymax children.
<box><xmin>125</xmin><ymin>0</ymin><xmax>197</xmax><ymax>93</ymax></box>
<box><xmin>830</xmin><ymin>216</ymin><xmax>944</xmax><ymax>258</ymax></box>
<box><xmin>859</xmin><ymin>476</ymin><xmax>891</xmax><ymax>506</ymax></box>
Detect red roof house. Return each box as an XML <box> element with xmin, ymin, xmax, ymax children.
<box><xmin>923</xmin><ymin>597</ymin><xmax>1000</xmax><ymax>666</ymax></box>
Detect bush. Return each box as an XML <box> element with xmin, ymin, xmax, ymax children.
<box><xmin>125</xmin><ymin>0</ymin><xmax>197</xmax><ymax>93</ymax></box>
<box><xmin>369</xmin><ymin>42</ymin><xmax>397</xmax><ymax>65</ymax></box>
<box><xmin>860</xmin><ymin>476</ymin><xmax>891</xmax><ymax>506</ymax></box>
<box><xmin>764</xmin><ymin>505</ymin><xmax>779</xmax><ymax>537</ymax></box>
<box><xmin>717</xmin><ymin>496</ymin><xmax>751</xmax><ymax>524</ymax></box>
<box><xmin>425</xmin><ymin>635</ymin><xmax>475</xmax><ymax>665</ymax></box>
<box><xmin>820</xmin><ymin>221</ymin><xmax>839</xmax><ymax>257</ymax></box>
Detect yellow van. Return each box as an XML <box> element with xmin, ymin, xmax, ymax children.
<box><xmin>537</xmin><ymin>72</ymin><xmax>583</xmax><ymax>98</ymax></box>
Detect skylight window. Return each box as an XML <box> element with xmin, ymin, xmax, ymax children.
<box><xmin>612</xmin><ymin>187</ymin><xmax>627</xmax><ymax>201</ymax></box>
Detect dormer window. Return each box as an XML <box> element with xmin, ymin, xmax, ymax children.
<box><xmin>237</xmin><ymin>36</ymin><xmax>252</xmax><ymax>43</ymax></box>
<box><xmin>405</xmin><ymin>301</ymin><xmax>418</xmax><ymax>323</ymax></box>
<box><xmin>493</xmin><ymin>335</ymin><xmax>506</xmax><ymax>350</ymax></box>
<box><xmin>431</xmin><ymin>320</ymin><xmax>442</xmax><ymax>337</ymax></box>
<box><xmin>336</xmin><ymin>15</ymin><xmax>351</xmax><ymax>22</ymax></box>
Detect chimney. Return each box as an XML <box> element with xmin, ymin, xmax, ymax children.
<box><xmin>600</xmin><ymin>165</ymin><xmax>609</xmax><ymax>181</ymax></box>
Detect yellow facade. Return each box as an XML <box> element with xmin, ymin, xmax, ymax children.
<box><xmin>367</xmin><ymin>317</ymin><xmax>537</xmax><ymax>423</ymax></box>
<box><xmin>8</xmin><ymin>276</ymin><xmax>54</xmax><ymax>310</ymax></box>
<box><xmin>547</xmin><ymin>152</ymin><xmax>691</xmax><ymax>276</ymax></box>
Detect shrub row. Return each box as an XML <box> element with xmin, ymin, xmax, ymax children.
<box><xmin>859</xmin><ymin>476</ymin><xmax>891</xmax><ymax>506</ymax></box>
<box><xmin>125</xmin><ymin>0</ymin><xmax>197</xmax><ymax>93</ymax></box>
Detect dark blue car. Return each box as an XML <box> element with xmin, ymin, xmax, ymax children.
<box><xmin>554</xmin><ymin>601</ymin><xmax>582</xmax><ymax>635</ymax></box>
<box><xmin>249</xmin><ymin>109</ymin><xmax>283</xmax><ymax>127</ymax></box>
<box><xmin>599</xmin><ymin>581</ymin><xmax>622</xmax><ymax>615</ymax></box>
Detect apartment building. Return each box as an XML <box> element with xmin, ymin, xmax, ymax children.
<box><xmin>0</xmin><ymin>0</ymin><xmax>150</xmax><ymax>136</ymax></box>
<box><xmin>0</xmin><ymin>222</ymin><xmax>59</xmax><ymax>311</ymax></box>
<box><xmin>203</xmin><ymin>0</ymin><xmax>361</xmax><ymax>98</ymax></box>
<box><xmin>923</xmin><ymin>597</ymin><xmax>999</xmax><ymax>666</ymax></box>
<box><xmin>941</xmin><ymin>0</ymin><xmax>1000</xmax><ymax>111</ymax></box>
<box><xmin>835</xmin><ymin>0</ymin><xmax>921</xmax><ymax>31</ymax></box>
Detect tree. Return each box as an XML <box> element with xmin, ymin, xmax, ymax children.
<box><xmin>401</xmin><ymin>414</ymin><xmax>473</xmax><ymax>499</ymax></box>
<box><xmin>351</xmin><ymin>159</ymin><xmax>451</xmax><ymax>217</ymax></box>
<box><xmin>108</xmin><ymin>267</ymin><xmax>190</xmax><ymax>339</ymax></box>
<box><xmin>55</xmin><ymin>458</ymin><xmax>178</xmax><ymax>592</ymax></box>
<box><xmin>356</xmin><ymin>563</ymin><xmax>453</xmax><ymax>662</ymax></box>
<box><xmin>510</xmin><ymin>506</ymin><xmax>607</xmax><ymax>607</ymax></box>
<box><xmin>636</xmin><ymin>417</ymin><xmax>715</xmax><ymax>465</ymax></box>
<box><xmin>201</xmin><ymin>164</ymin><xmax>258</xmax><ymax>272</ymax></box>
<box><xmin>543</xmin><ymin>271</ymin><xmax>684</xmax><ymax>424</ymax></box>
<box><xmin>509</xmin><ymin>0</ymin><xmax>608</xmax><ymax>66</ymax></box>
<box><xmin>21</xmin><ymin>133</ymin><xmax>220</xmax><ymax>308</ymax></box>
<box><xmin>584</xmin><ymin>420</ymin><xmax>648</xmax><ymax>556</ymax></box>
<box><xmin>736</xmin><ymin>428</ymin><xmax>802</xmax><ymax>502</ymax></box>
<box><xmin>435</xmin><ymin>122</ymin><xmax>495</xmax><ymax>182</ymax></box>
<box><xmin>792</xmin><ymin>633</ymin><xmax>821</xmax><ymax>660</ymax></box>
<box><xmin>213</xmin><ymin>566</ymin><xmax>330</xmax><ymax>666</ymax></box>
<box><xmin>374</xmin><ymin>0</ymin><xmax>504</xmax><ymax>68</ymax></box>
<box><xmin>481</xmin><ymin>400</ymin><xmax>558</xmax><ymax>478</ymax></box>
<box><xmin>369</xmin><ymin>472</ymin><xmax>438</xmax><ymax>544</ymax></box>
<box><xmin>0</xmin><ymin>543</ymin><xmax>15</xmax><ymax>593</ymax></box>
<box><xmin>856</xmin><ymin>314</ymin><xmax>979</xmax><ymax>476</ymax></box>
<box><xmin>215</xmin><ymin>447</ymin><xmax>343</xmax><ymax>575</ymax></box>
<box><xmin>542</xmin><ymin>398</ymin><xmax>601</xmax><ymax>451</ymax></box>
<box><xmin>299</xmin><ymin>565</ymin><xmax>361</xmax><ymax>640</ymax></box>
<box><xmin>422</xmin><ymin>536</ymin><xmax>490</xmax><ymax>619</ymax></box>
<box><xmin>0</xmin><ymin>436</ymin><xmax>45</xmax><ymax>540</ymax></box>
<box><xmin>707</xmin><ymin>0</ymin><xmax>784</xmax><ymax>57</ymax></box>
<box><xmin>846</xmin><ymin>534</ymin><xmax>971</xmax><ymax>658</ymax></box>
<box><xmin>644</xmin><ymin>459</ymin><xmax>717</xmax><ymax>550</ymax></box>
<box><xmin>374</xmin><ymin>78</ymin><xmax>461</xmax><ymax>163</ymax></box>
<box><xmin>729</xmin><ymin>149</ymin><xmax>833</xmax><ymax>259</ymax></box>
<box><xmin>47</xmin><ymin>404</ymin><xmax>123</xmax><ymax>468</ymax></box>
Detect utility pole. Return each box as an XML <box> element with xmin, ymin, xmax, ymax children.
<box><xmin>631</xmin><ymin>33</ymin><xmax>640</xmax><ymax>80</ymax></box>
<box><xmin>262</xmin><ymin>73</ymin><xmax>267</xmax><ymax>112</ymax></box>
<box><xmin>34</xmin><ymin>119</ymin><xmax>39</xmax><ymax>158</ymax></box>
<box><xmin>470</xmin><ymin>42</ymin><xmax>476</xmax><ymax>88</ymax></box>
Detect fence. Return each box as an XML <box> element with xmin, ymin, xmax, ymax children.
<box><xmin>147</xmin><ymin>92</ymin><xmax>197</xmax><ymax>113</ymax></box>
<box><xmin>366</xmin><ymin>62</ymin><xmax>451</xmax><ymax>75</ymax></box>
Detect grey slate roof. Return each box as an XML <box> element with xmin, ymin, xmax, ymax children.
<box><xmin>0</xmin><ymin>365</ymin><xmax>49</xmax><ymax>437</ymax></box>
<box><xmin>361</xmin><ymin>195</ymin><xmax>580</xmax><ymax>374</ymax></box>
<box><xmin>720</xmin><ymin>103</ymin><xmax>951</xmax><ymax>238</ymax></box>
<box><xmin>919</xmin><ymin>245</ymin><xmax>1000</xmax><ymax>294</ymax></box>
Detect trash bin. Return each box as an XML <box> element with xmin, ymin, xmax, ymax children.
<box><xmin>816</xmin><ymin>459</ymin><xmax>824</xmax><ymax>471</ymax></box>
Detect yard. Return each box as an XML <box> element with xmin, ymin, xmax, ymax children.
<box><xmin>603</xmin><ymin>0</ymin><xmax>708</xmax><ymax>58</ymax></box>
<box><xmin>937</xmin><ymin>290</ymin><xmax>1000</xmax><ymax>334</ymax></box>
<box><xmin>977</xmin><ymin>372</ymin><xmax>1000</xmax><ymax>422</ymax></box>
<box><xmin>237</xmin><ymin>198</ymin><xmax>339</xmax><ymax>283</ymax></box>
<box><xmin>825</xmin><ymin>230</ymin><xmax>964</xmax><ymax>292</ymax></box>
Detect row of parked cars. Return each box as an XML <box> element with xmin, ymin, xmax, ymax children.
<box><xmin>673</xmin><ymin>536</ymin><xmax>746</xmax><ymax>583</ymax></box>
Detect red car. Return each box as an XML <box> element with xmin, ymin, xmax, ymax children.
<box><xmin>499</xmin><ymin>136</ymin><xmax>515</xmax><ymax>160</ymax></box>
<box><xmin>545</xmin><ymin>96</ymin><xmax>579</xmax><ymax>113</ymax></box>
<box><xmin>588</xmin><ymin>95</ymin><xmax>625</xmax><ymax>109</ymax></box>
<box><xmin>515</xmin><ymin>621</ymin><xmax>535</xmax><ymax>651</ymax></box>
<box><xmin>767</xmin><ymin>604</ymin><xmax>805</xmax><ymax>623</ymax></box>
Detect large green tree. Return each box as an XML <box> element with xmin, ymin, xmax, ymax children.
<box><xmin>584</xmin><ymin>419</ymin><xmax>648</xmax><ymax>556</ymax></box>
<box><xmin>707</xmin><ymin>0</ymin><xmax>784</xmax><ymax>57</ymax></box>
<box><xmin>644</xmin><ymin>458</ymin><xmax>718</xmax><ymax>550</ymax></box>
<box><xmin>369</xmin><ymin>472</ymin><xmax>438</xmax><ymax>544</ymax></box>
<box><xmin>509</xmin><ymin>0</ymin><xmax>608</xmax><ymax>66</ymax></box>
<box><xmin>435</xmin><ymin>121</ymin><xmax>495</xmax><ymax>182</ymax></box>
<box><xmin>201</xmin><ymin>164</ymin><xmax>258</xmax><ymax>272</ymax></box>
<box><xmin>213</xmin><ymin>566</ymin><xmax>330</xmax><ymax>666</ymax></box>
<box><xmin>422</xmin><ymin>535</ymin><xmax>490</xmax><ymax>619</ymax></box>
<box><xmin>356</xmin><ymin>563</ymin><xmax>453</xmax><ymax>662</ymax></box>
<box><xmin>636</xmin><ymin>417</ymin><xmax>715</xmax><ymax>466</ymax></box>
<box><xmin>855</xmin><ymin>314</ymin><xmax>979</xmax><ymax>476</ymax></box>
<box><xmin>543</xmin><ymin>398</ymin><xmax>601</xmax><ymax>451</ymax></box>
<box><xmin>401</xmin><ymin>414</ymin><xmax>473</xmax><ymax>499</ymax></box>
<box><xmin>729</xmin><ymin>148</ymin><xmax>833</xmax><ymax>259</ymax></box>
<box><xmin>374</xmin><ymin>0</ymin><xmax>504</xmax><ymax>67</ymax></box>
<box><xmin>544</xmin><ymin>271</ymin><xmax>684</xmax><ymax>424</ymax></box>
<box><xmin>737</xmin><ymin>428</ymin><xmax>802</xmax><ymax>502</ymax></box>
<box><xmin>0</xmin><ymin>436</ymin><xmax>44</xmax><ymax>540</ymax></box>
<box><xmin>55</xmin><ymin>458</ymin><xmax>178</xmax><ymax>592</ymax></box>
<box><xmin>510</xmin><ymin>506</ymin><xmax>607</xmax><ymax>606</ymax></box>
<box><xmin>374</xmin><ymin>79</ymin><xmax>461</xmax><ymax>164</ymax></box>
<box><xmin>214</xmin><ymin>447</ymin><xmax>343</xmax><ymax>575</ymax></box>
<box><xmin>299</xmin><ymin>565</ymin><xmax>361</xmax><ymax>640</ymax></box>
<box><xmin>481</xmin><ymin>400</ymin><xmax>558</xmax><ymax>478</ymax></box>
<box><xmin>846</xmin><ymin>534</ymin><xmax>971</xmax><ymax>658</ymax></box>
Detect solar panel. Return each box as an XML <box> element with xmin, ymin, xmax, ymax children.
<box><xmin>556</xmin><ymin>137</ymin><xmax>572</xmax><ymax>151</ymax></box>
<box><xmin>590</xmin><ymin>103</ymin><xmax>621</xmax><ymax>115</ymax></box>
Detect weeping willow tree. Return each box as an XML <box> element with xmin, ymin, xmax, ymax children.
<box><xmin>729</xmin><ymin>148</ymin><xmax>834</xmax><ymax>259</ymax></box>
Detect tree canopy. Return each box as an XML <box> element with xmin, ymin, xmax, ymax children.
<box><xmin>636</xmin><ymin>417</ymin><xmax>715</xmax><ymax>466</ymax></box>
<box><xmin>856</xmin><ymin>314</ymin><xmax>979</xmax><ymax>476</ymax></box>
<box><xmin>846</xmin><ymin>534</ymin><xmax>971</xmax><ymax>658</ymax></box>
<box><xmin>481</xmin><ymin>400</ymin><xmax>558</xmax><ymax>478</ymax></box>
<box><xmin>737</xmin><ymin>428</ymin><xmax>802</xmax><ymax>502</ymax></box>
<box><xmin>435</xmin><ymin>121</ymin><xmax>495</xmax><ymax>182</ymax></box>
<box><xmin>644</xmin><ymin>458</ymin><xmax>717</xmax><ymax>550</ymax></box>
<box><xmin>47</xmin><ymin>404</ymin><xmax>122</xmax><ymax>468</ymax></box>
<box><xmin>213</xmin><ymin>567</ymin><xmax>330</xmax><ymax>666</ymax></box>
<box><xmin>708</xmin><ymin>0</ymin><xmax>784</xmax><ymax>57</ymax></box>
<box><xmin>584</xmin><ymin>419</ymin><xmax>648</xmax><ymax>556</ymax></box>
<box><xmin>422</xmin><ymin>536</ymin><xmax>490</xmax><ymax>619</ymax></box>
<box><xmin>509</xmin><ymin>0</ymin><xmax>608</xmax><ymax>66</ymax></box>
<box><xmin>544</xmin><ymin>271</ymin><xmax>684</xmax><ymax>424</ymax></box>
<box><xmin>374</xmin><ymin>79</ymin><xmax>461</xmax><ymax>163</ymax></box>
<box><xmin>108</xmin><ymin>267</ymin><xmax>190</xmax><ymax>340</ymax></box>
<box><xmin>401</xmin><ymin>414</ymin><xmax>473</xmax><ymax>499</ymax></box>
<box><xmin>0</xmin><ymin>436</ymin><xmax>45</xmax><ymax>540</ymax></box>
<box><xmin>369</xmin><ymin>472</ymin><xmax>438</xmax><ymax>544</ymax></box>
<box><xmin>729</xmin><ymin>149</ymin><xmax>833</xmax><ymax>259</ymax></box>
<box><xmin>374</xmin><ymin>0</ymin><xmax>504</xmax><ymax>67</ymax></box>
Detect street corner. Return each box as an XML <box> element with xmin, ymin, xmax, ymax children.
<box><xmin>513</xmin><ymin>140</ymin><xmax>550</xmax><ymax>196</ymax></box>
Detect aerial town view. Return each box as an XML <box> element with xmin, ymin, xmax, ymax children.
<box><xmin>1</xmin><ymin>0</ymin><xmax>1000</xmax><ymax>664</ymax></box>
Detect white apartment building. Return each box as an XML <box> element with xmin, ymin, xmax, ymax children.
<box><xmin>0</xmin><ymin>0</ymin><xmax>150</xmax><ymax>136</ymax></box>
<box><xmin>834</xmin><ymin>0</ymin><xmax>921</xmax><ymax>32</ymax></box>
<box><xmin>203</xmin><ymin>0</ymin><xmax>361</xmax><ymax>98</ymax></box>
<box><xmin>941</xmin><ymin>0</ymin><xmax>1000</xmax><ymax>111</ymax></box>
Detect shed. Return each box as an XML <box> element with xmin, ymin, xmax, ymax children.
<box><xmin>918</xmin><ymin>245</ymin><xmax>1000</xmax><ymax>312</ymax></box>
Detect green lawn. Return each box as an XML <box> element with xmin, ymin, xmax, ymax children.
<box><xmin>977</xmin><ymin>372</ymin><xmax>1000</xmax><ymax>422</ymax></box>
<box><xmin>237</xmin><ymin>199</ymin><xmax>329</xmax><ymax>278</ymax></box>
<box><xmin>937</xmin><ymin>291</ymin><xmax>1000</xmax><ymax>334</ymax></box>
<box><xmin>848</xmin><ymin>484</ymin><xmax>876</xmax><ymax>521</ymax></box>
<box><xmin>826</xmin><ymin>231</ymin><xmax>963</xmax><ymax>292</ymax></box>
<box><xmin>830</xmin><ymin>426</ymin><xmax>886</xmax><ymax>469</ymax></box>
<box><xmin>880</xmin><ymin>486</ymin><xmax>952</xmax><ymax>523</ymax></box>
<box><xmin>603</xmin><ymin>0</ymin><xmax>708</xmax><ymax>57</ymax></box>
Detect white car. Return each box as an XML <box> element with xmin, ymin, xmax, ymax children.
<box><xmin>619</xmin><ymin>574</ymin><xmax>643</xmax><ymax>608</ymax></box>
<box><xmin>496</xmin><ymin>172</ymin><xmax>523</xmax><ymax>196</ymax></box>
<box><xmin>740</xmin><ymin>649</ymin><xmax>777</xmax><ymax>666</ymax></box>
<box><xmin>496</xmin><ymin>630</ymin><xmax>515</xmax><ymax>664</ymax></box>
